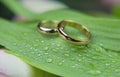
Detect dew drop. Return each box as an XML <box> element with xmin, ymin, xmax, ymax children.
<box><xmin>47</xmin><ymin>58</ymin><xmax>53</xmax><ymax>63</ymax></box>
<box><xmin>71</xmin><ymin>57</ymin><xmax>75</xmax><ymax>60</ymax></box>
<box><xmin>52</xmin><ymin>49</ymin><xmax>57</xmax><ymax>52</ymax></box>
<box><xmin>87</xmin><ymin>70</ymin><xmax>101</xmax><ymax>74</ymax></box>
<box><xmin>58</xmin><ymin>60</ymin><xmax>65</xmax><ymax>66</ymax></box>
<box><xmin>41</xmin><ymin>40</ymin><xmax>44</xmax><ymax>43</ymax></box>
<box><xmin>13</xmin><ymin>43</ymin><xmax>17</xmax><ymax>46</ymax></box>
<box><xmin>78</xmin><ymin>54</ymin><xmax>82</xmax><ymax>57</ymax></box>
<box><xmin>60</xmin><ymin>47</ymin><xmax>64</xmax><ymax>50</ymax></box>
<box><xmin>37</xmin><ymin>54</ymin><xmax>41</xmax><ymax>57</ymax></box>
<box><xmin>31</xmin><ymin>51</ymin><xmax>35</xmax><ymax>54</ymax></box>
<box><xmin>33</xmin><ymin>44</ymin><xmax>39</xmax><ymax>47</ymax></box>
<box><xmin>44</xmin><ymin>47</ymin><xmax>49</xmax><ymax>50</ymax></box>
<box><xmin>35</xmin><ymin>39</ymin><xmax>39</xmax><ymax>42</ymax></box>
<box><xmin>23</xmin><ymin>32</ymin><xmax>28</xmax><ymax>35</ymax></box>
<box><xmin>82</xmin><ymin>56</ymin><xmax>86</xmax><ymax>60</ymax></box>
<box><xmin>72</xmin><ymin>65</ymin><xmax>75</xmax><ymax>68</ymax></box>
<box><xmin>115</xmin><ymin>69</ymin><xmax>120</xmax><ymax>72</ymax></box>
<box><xmin>111</xmin><ymin>60</ymin><xmax>116</xmax><ymax>63</ymax></box>
<box><xmin>30</xmin><ymin>47</ymin><xmax>33</xmax><ymax>50</ymax></box>
<box><xmin>108</xmin><ymin>54</ymin><xmax>112</xmax><ymax>57</ymax></box>
<box><xmin>57</xmin><ymin>44</ymin><xmax>60</xmax><ymax>47</ymax></box>
<box><xmin>95</xmin><ymin>48</ymin><xmax>100</xmax><ymax>51</ymax></box>
<box><xmin>78</xmin><ymin>59</ymin><xmax>82</xmax><ymax>62</ymax></box>
<box><xmin>64</xmin><ymin>53</ymin><xmax>70</xmax><ymax>57</ymax></box>
<box><xmin>92</xmin><ymin>56</ymin><xmax>97</xmax><ymax>59</ymax></box>
<box><xmin>58</xmin><ymin>62</ymin><xmax>63</xmax><ymax>66</ymax></box>
<box><xmin>44</xmin><ymin>52</ymin><xmax>49</xmax><ymax>55</ymax></box>
<box><xmin>51</xmin><ymin>43</ymin><xmax>55</xmax><ymax>45</ymax></box>
<box><xmin>99</xmin><ymin>43</ymin><xmax>103</xmax><ymax>46</ymax></box>
<box><xmin>105</xmin><ymin>63</ymin><xmax>111</xmax><ymax>66</ymax></box>
<box><xmin>72</xmin><ymin>64</ymin><xmax>78</xmax><ymax>68</ymax></box>
<box><xmin>34</xmin><ymin>48</ymin><xmax>38</xmax><ymax>52</ymax></box>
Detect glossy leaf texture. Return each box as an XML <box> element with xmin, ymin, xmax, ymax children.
<box><xmin>33</xmin><ymin>9</ymin><xmax>120</xmax><ymax>51</ymax></box>
<box><xmin>0</xmin><ymin>9</ymin><xmax>120</xmax><ymax>77</ymax></box>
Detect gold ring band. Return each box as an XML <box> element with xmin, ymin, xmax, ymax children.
<box><xmin>57</xmin><ymin>20</ymin><xmax>91</xmax><ymax>45</ymax></box>
<box><xmin>38</xmin><ymin>20</ymin><xmax>58</xmax><ymax>34</ymax></box>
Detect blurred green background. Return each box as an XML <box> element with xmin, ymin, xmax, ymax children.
<box><xmin>0</xmin><ymin>0</ymin><xmax>120</xmax><ymax>19</ymax></box>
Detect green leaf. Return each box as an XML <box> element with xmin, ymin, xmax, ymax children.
<box><xmin>0</xmin><ymin>10</ymin><xmax>120</xmax><ymax>77</ymax></box>
<box><xmin>112</xmin><ymin>5</ymin><xmax>120</xmax><ymax>18</ymax></box>
<box><xmin>34</xmin><ymin>9</ymin><xmax>120</xmax><ymax>51</ymax></box>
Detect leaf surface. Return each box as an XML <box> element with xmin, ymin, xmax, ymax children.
<box><xmin>0</xmin><ymin>10</ymin><xmax>120</xmax><ymax>77</ymax></box>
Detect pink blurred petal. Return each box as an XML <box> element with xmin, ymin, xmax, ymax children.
<box><xmin>0</xmin><ymin>72</ymin><xmax>8</xmax><ymax>77</ymax></box>
<box><xmin>102</xmin><ymin>0</ymin><xmax>120</xmax><ymax>6</ymax></box>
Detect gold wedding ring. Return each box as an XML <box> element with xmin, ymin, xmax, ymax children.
<box><xmin>38</xmin><ymin>20</ymin><xmax>58</xmax><ymax>34</ymax></box>
<box><xmin>57</xmin><ymin>20</ymin><xmax>91</xmax><ymax>45</ymax></box>
<box><xmin>38</xmin><ymin>20</ymin><xmax>91</xmax><ymax>45</ymax></box>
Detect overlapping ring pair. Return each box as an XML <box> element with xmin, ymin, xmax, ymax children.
<box><xmin>37</xmin><ymin>20</ymin><xmax>91</xmax><ymax>45</ymax></box>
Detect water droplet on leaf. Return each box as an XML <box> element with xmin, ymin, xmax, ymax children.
<box><xmin>33</xmin><ymin>44</ymin><xmax>39</xmax><ymax>47</ymax></box>
<box><xmin>78</xmin><ymin>54</ymin><xmax>82</xmax><ymax>57</ymax></box>
<box><xmin>35</xmin><ymin>39</ymin><xmax>39</xmax><ymax>42</ymax></box>
<box><xmin>47</xmin><ymin>58</ymin><xmax>53</xmax><ymax>63</ymax></box>
<box><xmin>87</xmin><ymin>70</ymin><xmax>101</xmax><ymax>74</ymax></box>
<box><xmin>64</xmin><ymin>53</ymin><xmax>69</xmax><ymax>57</ymax></box>
<box><xmin>13</xmin><ymin>43</ymin><xmax>17</xmax><ymax>46</ymax></box>
<box><xmin>44</xmin><ymin>47</ymin><xmax>49</xmax><ymax>50</ymax></box>
<box><xmin>38</xmin><ymin>54</ymin><xmax>41</xmax><ymax>57</ymax></box>
<box><xmin>71</xmin><ymin>57</ymin><xmax>75</xmax><ymax>60</ymax></box>
<box><xmin>41</xmin><ymin>40</ymin><xmax>44</xmax><ymax>43</ymax></box>
<box><xmin>58</xmin><ymin>62</ymin><xmax>63</xmax><ymax>66</ymax></box>
<box><xmin>105</xmin><ymin>63</ymin><xmax>111</xmax><ymax>66</ymax></box>
<box><xmin>23</xmin><ymin>32</ymin><xmax>28</xmax><ymax>35</ymax></box>
<box><xmin>78</xmin><ymin>59</ymin><xmax>82</xmax><ymax>62</ymax></box>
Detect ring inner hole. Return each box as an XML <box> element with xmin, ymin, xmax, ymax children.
<box><xmin>42</xmin><ymin>21</ymin><xmax>58</xmax><ymax>29</ymax></box>
<box><xmin>64</xmin><ymin>22</ymin><xmax>88</xmax><ymax>41</ymax></box>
